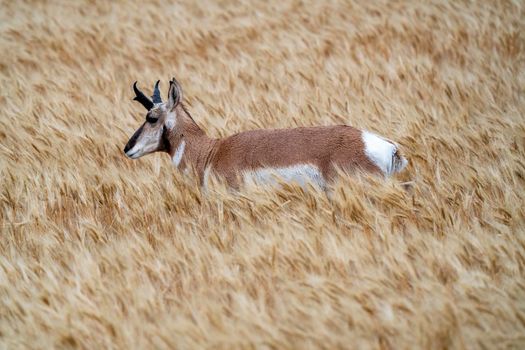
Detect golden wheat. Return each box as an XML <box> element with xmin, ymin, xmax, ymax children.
<box><xmin>1</xmin><ymin>0</ymin><xmax>525</xmax><ymax>349</ymax></box>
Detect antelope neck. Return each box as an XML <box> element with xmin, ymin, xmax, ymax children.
<box><xmin>166</xmin><ymin>110</ymin><xmax>216</xmax><ymax>175</ymax></box>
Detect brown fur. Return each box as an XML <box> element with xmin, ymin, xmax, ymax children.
<box><xmin>165</xmin><ymin>106</ymin><xmax>215</xmax><ymax>177</ymax></box>
<box><xmin>211</xmin><ymin>125</ymin><xmax>380</xmax><ymax>185</ymax></box>
<box><xmin>163</xmin><ymin>105</ymin><xmax>381</xmax><ymax>187</ymax></box>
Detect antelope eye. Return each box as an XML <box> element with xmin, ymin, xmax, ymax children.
<box><xmin>146</xmin><ymin>116</ymin><xmax>158</xmax><ymax>124</ymax></box>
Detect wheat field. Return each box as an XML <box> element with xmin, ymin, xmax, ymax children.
<box><xmin>1</xmin><ymin>0</ymin><xmax>525</xmax><ymax>349</ymax></box>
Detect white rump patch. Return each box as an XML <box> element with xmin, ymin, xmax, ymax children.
<box><xmin>362</xmin><ymin>130</ymin><xmax>398</xmax><ymax>175</ymax></box>
<box><xmin>172</xmin><ymin>140</ymin><xmax>185</xmax><ymax>167</ymax></box>
<box><xmin>243</xmin><ymin>164</ymin><xmax>326</xmax><ymax>189</ymax></box>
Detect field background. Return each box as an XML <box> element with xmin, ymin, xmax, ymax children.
<box><xmin>1</xmin><ymin>0</ymin><xmax>525</xmax><ymax>348</ymax></box>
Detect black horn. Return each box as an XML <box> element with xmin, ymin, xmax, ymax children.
<box><xmin>151</xmin><ymin>80</ymin><xmax>162</xmax><ymax>104</ymax></box>
<box><xmin>133</xmin><ymin>81</ymin><xmax>154</xmax><ymax>110</ymax></box>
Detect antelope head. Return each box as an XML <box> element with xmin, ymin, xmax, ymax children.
<box><xmin>123</xmin><ymin>78</ymin><xmax>183</xmax><ymax>159</ymax></box>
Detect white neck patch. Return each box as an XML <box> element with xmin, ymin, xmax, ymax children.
<box><xmin>165</xmin><ymin>110</ymin><xmax>176</xmax><ymax>131</ymax></box>
<box><xmin>172</xmin><ymin>140</ymin><xmax>186</xmax><ymax>167</ymax></box>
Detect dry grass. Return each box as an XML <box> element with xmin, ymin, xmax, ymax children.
<box><xmin>1</xmin><ymin>0</ymin><xmax>525</xmax><ymax>348</ymax></box>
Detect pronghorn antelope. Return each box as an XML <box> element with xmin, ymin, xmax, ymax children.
<box><xmin>123</xmin><ymin>78</ymin><xmax>408</xmax><ymax>189</ymax></box>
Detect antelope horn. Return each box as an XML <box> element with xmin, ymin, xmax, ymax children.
<box><xmin>132</xmin><ymin>81</ymin><xmax>154</xmax><ymax>110</ymax></box>
<box><xmin>151</xmin><ymin>80</ymin><xmax>162</xmax><ymax>104</ymax></box>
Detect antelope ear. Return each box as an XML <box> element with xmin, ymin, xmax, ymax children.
<box><xmin>167</xmin><ymin>77</ymin><xmax>183</xmax><ymax>110</ymax></box>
